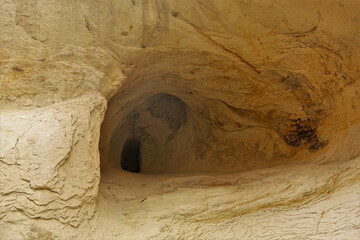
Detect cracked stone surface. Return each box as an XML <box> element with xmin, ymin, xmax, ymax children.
<box><xmin>0</xmin><ymin>93</ymin><xmax>106</xmax><ymax>227</ymax></box>
<box><xmin>0</xmin><ymin>0</ymin><xmax>359</xmax><ymax>239</ymax></box>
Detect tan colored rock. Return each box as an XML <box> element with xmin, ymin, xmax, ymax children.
<box><xmin>0</xmin><ymin>0</ymin><xmax>359</xmax><ymax>239</ymax></box>
<box><xmin>0</xmin><ymin>93</ymin><xmax>106</xmax><ymax>227</ymax></box>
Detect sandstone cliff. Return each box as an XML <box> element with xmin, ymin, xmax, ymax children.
<box><xmin>0</xmin><ymin>0</ymin><xmax>359</xmax><ymax>239</ymax></box>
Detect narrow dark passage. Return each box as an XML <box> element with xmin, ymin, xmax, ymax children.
<box><xmin>121</xmin><ymin>139</ymin><xmax>141</xmax><ymax>173</ymax></box>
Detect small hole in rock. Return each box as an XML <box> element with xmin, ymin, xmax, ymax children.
<box><xmin>121</xmin><ymin>138</ymin><xmax>141</xmax><ymax>173</ymax></box>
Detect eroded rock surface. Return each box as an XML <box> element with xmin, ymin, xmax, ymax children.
<box><xmin>0</xmin><ymin>93</ymin><xmax>106</xmax><ymax>227</ymax></box>
<box><xmin>0</xmin><ymin>0</ymin><xmax>359</xmax><ymax>239</ymax></box>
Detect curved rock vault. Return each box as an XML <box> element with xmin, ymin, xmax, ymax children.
<box><xmin>1</xmin><ymin>0</ymin><xmax>360</xmax><ymax>239</ymax></box>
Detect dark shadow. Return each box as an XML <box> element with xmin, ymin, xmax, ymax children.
<box><xmin>121</xmin><ymin>139</ymin><xmax>141</xmax><ymax>173</ymax></box>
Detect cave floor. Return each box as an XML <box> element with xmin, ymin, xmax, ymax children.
<box><xmin>1</xmin><ymin>157</ymin><xmax>359</xmax><ymax>239</ymax></box>
<box><xmin>91</xmin><ymin>158</ymin><xmax>360</xmax><ymax>239</ymax></box>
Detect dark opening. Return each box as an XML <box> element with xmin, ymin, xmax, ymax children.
<box><xmin>121</xmin><ymin>139</ymin><xmax>141</xmax><ymax>173</ymax></box>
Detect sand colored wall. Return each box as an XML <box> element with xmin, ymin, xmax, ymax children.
<box><xmin>0</xmin><ymin>0</ymin><xmax>359</xmax><ymax>239</ymax></box>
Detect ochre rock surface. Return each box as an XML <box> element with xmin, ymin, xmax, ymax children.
<box><xmin>0</xmin><ymin>0</ymin><xmax>359</xmax><ymax>239</ymax></box>
<box><xmin>0</xmin><ymin>93</ymin><xmax>106</xmax><ymax>227</ymax></box>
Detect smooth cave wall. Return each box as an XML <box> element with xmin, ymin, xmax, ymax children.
<box><xmin>99</xmin><ymin>49</ymin><xmax>359</xmax><ymax>174</ymax></box>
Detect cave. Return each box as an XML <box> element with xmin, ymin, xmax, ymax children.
<box><xmin>116</xmin><ymin>93</ymin><xmax>188</xmax><ymax>173</ymax></box>
<box><xmin>1</xmin><ymin>0</ymin><xmax>359</xmax><ymax>239</ymax></box>
<box><xmin>100</xmin><ymin>91</ymin><xmax>193</xmax><ymax>174</ymax></box>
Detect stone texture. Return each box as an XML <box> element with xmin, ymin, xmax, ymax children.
<box><xmin>0</xmin><ymin>93</ymin><xmax>106</xmax><ymax>227</ymax></box>
<box><xmin>0</xmin><ymin>0</ymin><xmax>359</xmax><ymax>239</ymax></box>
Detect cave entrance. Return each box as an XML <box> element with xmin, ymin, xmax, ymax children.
<box><xmin>121</xmin><ymin>138</ymin><xmax>141</xmax><ymax>173</ymax></box>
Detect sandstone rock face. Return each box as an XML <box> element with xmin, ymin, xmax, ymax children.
<box><xmin>0</xmin><ymin>93</ymin><xmax>106</xmax><ymax>227</ymax></box>
<box><xmin>1</xmin><ymin>0</ymin><xmax>359</xmax><ymax>239</ymax></box>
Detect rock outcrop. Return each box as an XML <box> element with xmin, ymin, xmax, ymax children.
<box><xmin>0</xmin><ymin>93</ymin><xmax>106</xmax><ymax>227</ymax></box>
<box><xmin>0</xmin><ymin>0</ymin><xmax>359</xmax><ymax>239</ymax></box>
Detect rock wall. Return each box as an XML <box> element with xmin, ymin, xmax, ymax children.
<box><xmin>0</xmin><ymin>0</ymin><xmax>359</xmax><ymax>239</ymax></box>
<box><xmin>0</xmin><ymin>93</ymin><xmax>106</xmax><ymax>227</ymax></box>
